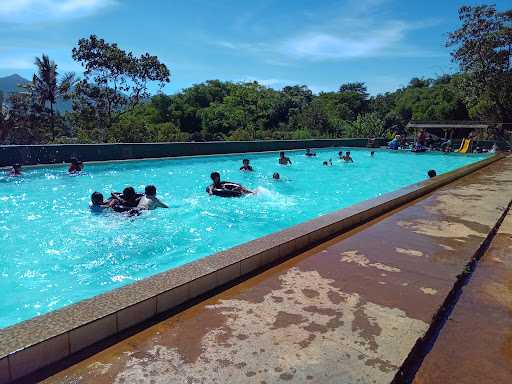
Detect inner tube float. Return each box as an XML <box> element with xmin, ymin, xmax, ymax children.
<box><xmin>208</xmin><ymin>182</ymin><xmax>246</xmax><ymax>198</ymax></box>
<box><xmin>112</xmin><ymin>204</ymin><xmax>135</xmax><ymax>213</ymax></box>
<box><xmin>110</xmin><ymin>192</ymin><xmax>143</xmax><ymax>207</ymax></box>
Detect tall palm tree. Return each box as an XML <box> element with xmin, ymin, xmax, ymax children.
<box><xmin>28</xmin><ymin>54</ymin><xmax>75</xmax><ymax>140</ymax></box>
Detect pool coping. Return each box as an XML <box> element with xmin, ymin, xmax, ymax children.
<box><xmin>0</xmin><ymin>153</ymin><xmax>505</xmax><ymax>383</ymax></box>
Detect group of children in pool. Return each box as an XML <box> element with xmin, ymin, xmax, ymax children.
<box><xmin>90</xmin><ymin>185</ymin><xmax>168</xmax><ymax>215</ymax></box>
<box><xmin>91</xmin><ymin>149</ymin><xmax>365</xmax><ymax>207</ymax></box>
<box><xmin>304</xmin><ymin>148</ymin><xmax>358</xmax><ymax>163</ymax></box>
<box><xmin>6</xmin><ymin>148</ymin><xmax>438</xmax><ymax>213</ymax></box>
<box><xmin>206</xmin><ymin>149</ymin><xmax>365</xmax><ymax>198</ymax></box>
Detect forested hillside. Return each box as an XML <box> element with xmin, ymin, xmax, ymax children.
<box><xmin>0</xmin><ymin>4</ymin><xmax>510</xmax><ymax>144</ymax></box>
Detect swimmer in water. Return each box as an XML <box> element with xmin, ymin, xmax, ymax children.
<box><xmin>427</xmin><ymin>169</ymin><xmax>437</xmax><ymax>178</ymax></box>
<box><xmin>305</xmin><ymin>148</ymin><xmax>316</xmax><ymax>157</ymax></box>
<box><xmin>338</xmin><ymin>151</ymin><xmax>344</xmax><ymax>159</ymax></box>
<box><xmin>90</xmin><ymin>192</ymin><xmax>110</xmax><ymax>213</ymax></box>
<box><xmin>240</xmin><ymin>159</ymin><xmax>254</xmax><ymax>171</ymax></box>
<box><xmin>272</xmin><ymin>172</ymin><xmax>280</xmax><ymax>180</ymax></box>
<box><xmin>279</xmin><ymin>152</ymin><xmax>292</xmax><ymax>165</ymax></box>
<box><xmin>207</xmin><ymin>172</ymin><xmax>253</xmax><ymax>196</ymax></box>
<box><xmin>137</xmin><ymin>185</ymin><xmax>169</xmax><ymax>210</ymax></box>
<box><xmin>110</xmin><ymin>186</ymin><xmax>142</xmax><ymax>208</ymax></box>
<box><xmin>370</xmin><ymin>151</ymin><xmax>375</xmax><ymax>157</ymax></box>
<box><xmin>9</xmin><ymin>164</ymin><xmax>22</xmax><ymax>176</ymax></box>
<box><xmin>323</xmin><ymin>159</ymin><xmax>333</xmax><ymax>166</ymax></box>
<box><xmin>68</xmin><ymin>158</ymin><xmax>84</xmax><ymax>174</ymax></box>
<box><xmin>342</xmin><ymin>151</ymin><xmax>354</xmax><ymax>163</ymax></box>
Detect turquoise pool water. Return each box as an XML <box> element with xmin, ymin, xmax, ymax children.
<box><xmin>0</xmin><ymin>148</ymin><xmax>488</xmax><ymax>328</ymax></box>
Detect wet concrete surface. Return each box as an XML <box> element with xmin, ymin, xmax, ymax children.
<box><xmin>413</xmin><ymin>204</ymin><xmax>512</xmax><ymax>384</ymax></box>
<box><xmin>40</xmin><ymin>158</ymin><xmax>512</xmax><ymax>384</ymax></box>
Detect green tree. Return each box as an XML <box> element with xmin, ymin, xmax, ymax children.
<box><xmin>0</xmin><ymin>90</ymin><xmax>7</xmax><ymax>141</ymax></box>
<box><xmin>22</xmin><ymin>54</ymin><xmax>75</xmax><ymax>140</ymax></box>
<box><xmin>392</xmin><ymin>76</ymin><xmax>469</xmax><ymax>122</ymax></box>
<box><xmin>447</xmin><ymin>4</ymin><xmax>512</xmax><ymax>121</ymax></box>
<box><xmin>3</xmin><ymin>93</ymin><xmax>48</xmax><ymax>144</ymax></box>
<box><xmin>338</xmin><ymin>82</ymin><xmax>370</xmax><ymax>117</ymax></box>
<box><xmin>290</xmin><ymin>100</ymin><xmax>330</xmax><ymax>136</ymax></box>
<box><xmin>71</xmin><ymin>35</ymin><xmax>170</xmax><ymax>139</ymax></box>
<box><xmin>345</xmin><ymin>113</ymin><xmax>386</xmax><ymax>138</ymax></box>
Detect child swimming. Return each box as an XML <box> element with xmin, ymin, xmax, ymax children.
<box><xmin>240</xmin><ymin>159</ymin><xmax>254</xmax><ymax>171</ymax></box>
<box><xmin>342</xmin><ymin>151</ymin><xmax>353</xmax><ymax>162</ymax></box>
<box><xmin>207</xmin><ymin>172</ymin><xmax>253</xmax><ymax>197</ymax></box>
<box><xmin>9</xmin><ymin>164</ymin><xmax>22</xmax><ymax>176</ymax></box>
<box><xmin>90</xmin><ymin>192</ymin><xmax>110</xmax><ymax>213</ymax></box>
<box><xmin>110</xmin><ymin>186</ymin><xmax>142</xmax><ymax>209</ymax></box>
<box><xmin>68</xmin><ymin>158</ymin><xmax>84</xmax><ymax>174</ymax></box>
<box><xmin>137</xmin><ymin>185</ymin><xmax>169</xmax><ymax>210</ymax></box>
<box><xmin>90</xmin><ymin>191</ymin><xmax>142</xmax><ymax>216</ymax></box>
<box><xmin>278</xmin><ymin>152</ymin><xmax>292</xmax><ymax>165</ymax></box>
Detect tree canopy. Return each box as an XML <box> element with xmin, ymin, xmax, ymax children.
<box><xmin>446</xmin><ymin>4</ymin><xmax>512</xmax><ymax>121</ymax></box>
<box><xmin>0</xmin><ymin>4</ymin><xmax>510</xmax><ymax>145</ymax></box>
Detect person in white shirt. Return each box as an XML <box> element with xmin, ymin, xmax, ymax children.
<box><xmin>137</xmin><ymin>185</ymin><xmax>168</xmax><ymax>210</ymax></box>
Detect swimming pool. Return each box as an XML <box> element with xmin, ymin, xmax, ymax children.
<box><xmin>0</xmin><ymin>148</ymin><xmax>488</xmax><ymax>328</ymax></box>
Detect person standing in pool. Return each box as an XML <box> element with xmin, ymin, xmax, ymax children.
<box><xmin>272</xmin><ymin>172</ymin><xmax>280</xmax><ymax>180</ymax></box>
<box><xmin>279</xmin><ymin>152</ymin><xmax>292</xmax><ymax>165</ymax></box>
<box><xmin>137</xmin><ymin>185</ymin><xmax>168</xmax><ymax>210</ymax></box>
<box><xmin>342</xmin><ymin>151</ymin><xmax>353</xmax><ymax>162</ymax></box>
<box><xmin>305</xmin><ymin>148</ymin><xmax>316</xmax><ymax>157</ymax></box>
<box><xmin>68</xmin><ymin>158</ymin><xmax>84</xmax><ymax>174</ymax></box>
<box><xmin>9</xmin><ymin>164</ymin><xmax>22</xmax><ymax>176</ymax></box>
<box><xmin>240</xmin><ymin>159</ymin><xmax>254</xmax><ymax>171</ymax></box>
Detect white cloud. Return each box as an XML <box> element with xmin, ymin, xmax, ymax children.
<box><xmin>0</xmin><ymin>0</ymin><xmax>117</xmax><ymax>23</ymax></box>
<box><xmin>214</xmin><ymin>1</ymin><xmax>442</xmax><ymax>63</ymax></box>
<box><xmin>281</xmin><ymin>19</ymin><xmax>443</xmax><ymax>61</ymax></box>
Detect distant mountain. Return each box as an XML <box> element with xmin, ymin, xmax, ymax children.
<box><xmin>0</xmin><ymin>73</ymin><xmax>30</xmax><ymax>94</ymax></box>
<box><xmin>0</xmin><ymin>73</ymin><xmax>72</xmax><ymax>112</ymax></box>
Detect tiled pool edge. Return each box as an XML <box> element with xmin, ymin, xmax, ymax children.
<box><xmin>0</xmin><ymin>153</ymin><xmax>505</xmax><ymax>383</ymax></box>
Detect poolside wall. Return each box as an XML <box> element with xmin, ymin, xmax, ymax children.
<box><xmin>1</xmin><ymin>138</ymin><xmax>507</xmax><ymax>167</ymax></box>
<box><xmin>0</xmin><ymin>138</ymin><xmax>382</xmax><ymax>167</ymax></box>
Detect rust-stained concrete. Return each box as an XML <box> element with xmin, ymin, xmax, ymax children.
<box><xmin>39</xmin><ymin>158</ymin><xmax>512</xmax><ymax>384</ymax></box>
<box><xmin>413</xmin><ymin>208</ymin><xmax>512</xmax><ymax>384</ymax></box>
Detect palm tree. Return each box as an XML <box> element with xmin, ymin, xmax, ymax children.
<box><xmin>27</xmin><ymin>54</ymin><xmax>75</xmax><ymax>141</ymax></box>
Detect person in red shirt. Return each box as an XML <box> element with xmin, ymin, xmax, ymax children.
<box><xmin>68</xmin><ymin>158</ymin><xmax>84</xmax><ymax>174</ymax></box>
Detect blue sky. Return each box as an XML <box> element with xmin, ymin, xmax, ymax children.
<box><xmin>0</xmin><ymin>0</ymin><xmax>509</xmax><ymax>95</ymax></box>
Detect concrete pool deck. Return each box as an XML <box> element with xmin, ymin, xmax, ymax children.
<box><xmin>413</xmin><ymin>209</ymin><xmax>512</xmax><ymax>384</ymax></box>
<box><xmin>25</xmin><ymin>156</ymin><xmax>512</xmax><ymax>384</ymax></box>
